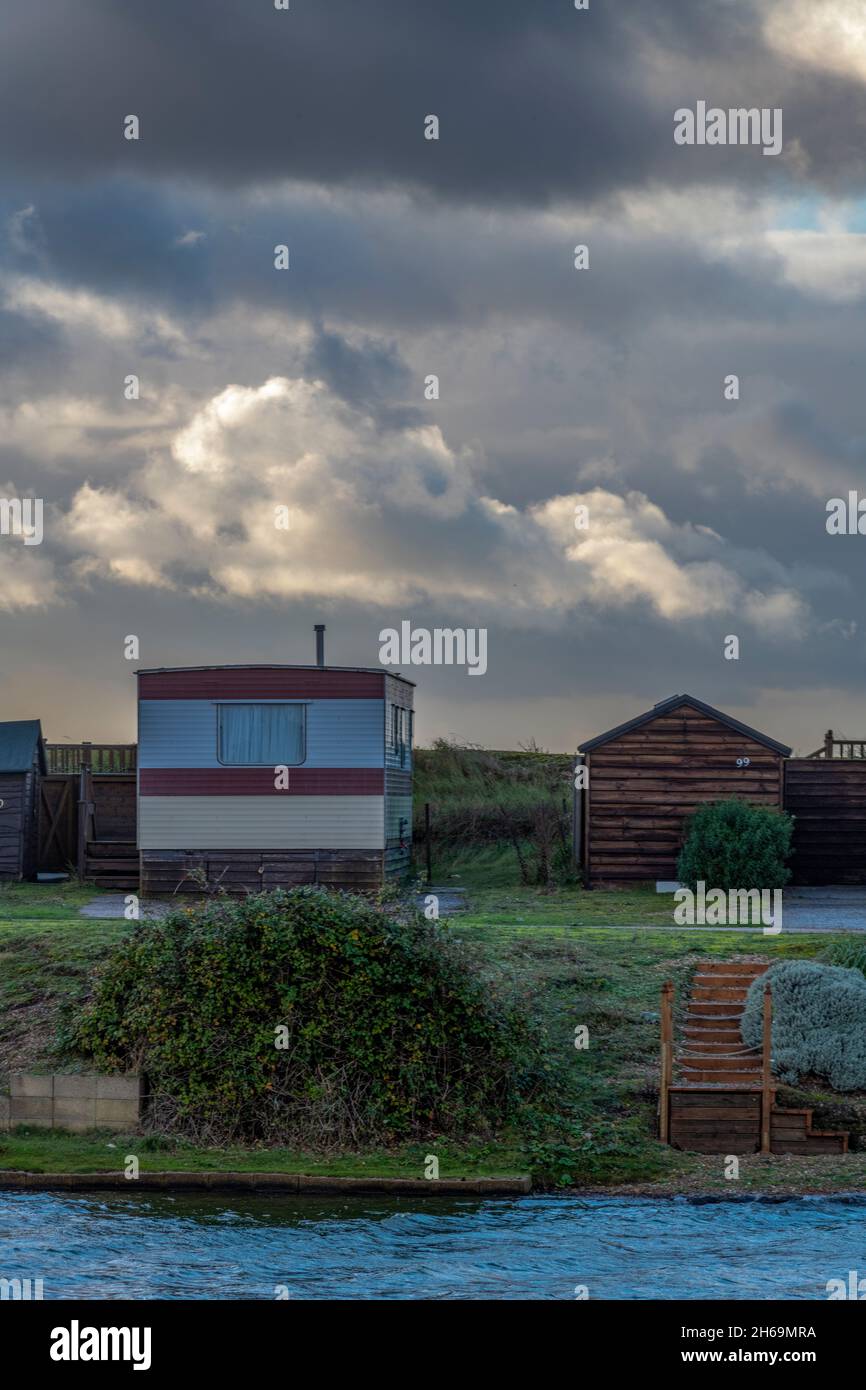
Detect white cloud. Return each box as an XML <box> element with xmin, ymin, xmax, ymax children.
<box><xmin>0</xmin><ymin>543</ymin><xmax>57</xmax><ymax>611</ymax></box>
<box><xmin>3</xmin><ymin>275</ymin><xmax>188</xmax><ymax>352</ymax></box>
<box><xmin>765</xmin><ymin>1</ymin><xmax>866</xmax><ymax>82</ymax></box>
<box><xmin>43</xmin><ymin>376</ymin><xmax>811</xmax><ymax>638</ymax></box>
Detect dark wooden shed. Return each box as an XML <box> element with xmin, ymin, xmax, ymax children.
<box><xmin>0</xmin><ymin>719</ymin><xmax>46</xmax><ymax>880</ymax></box>
<box><xmin>577</xmin><ymin>695</ymin><xmax>791</xmax><ymax>888</ymax></box>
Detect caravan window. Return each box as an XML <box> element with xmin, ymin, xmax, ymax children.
<box><xmin>217</xmin><ymin>704</ymin><xmax>305</xmax><ymax>765</ymax></box>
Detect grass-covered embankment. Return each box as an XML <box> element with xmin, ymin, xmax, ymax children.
<box><xmin>3</xmin><ymin>879</ymin><xmax>866</xmax><ymax>1190</ymax></box>
<box><xmin>414</xmin><ymin>740</ymin><xmax>575</xmax><ymax>888</ymax></box>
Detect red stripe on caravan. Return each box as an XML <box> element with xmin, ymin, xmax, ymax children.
<box><xmin>138</xmin><ymin>669</ymin><xmax>386</xmax><ymax>699</ymax></box>
<box><xmin>139</xmin><ymin>768</ymin><xmax>385</xmax><ymax>795</ymax></box>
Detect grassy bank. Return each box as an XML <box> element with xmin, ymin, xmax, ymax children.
<box><xmin>413</xmin><ymin>741</ymin><xmax>573</xmax><ymax>868</ymax></box>
<box><xmin>2</xmin><ymin>879</ymin><xmax>865</xmax><ymax>1190</ymax></box>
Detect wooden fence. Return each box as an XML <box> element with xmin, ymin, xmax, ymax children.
<box><xmin>784</xmin><ymin>758</ymin><xmax>866</xmax><ymax>885</ymax></box>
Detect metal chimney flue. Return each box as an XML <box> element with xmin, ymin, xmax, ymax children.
<box><xmin>314</xmin><ymin>624</ymin><xmax>326</xmax><ymax>668</ymax></box>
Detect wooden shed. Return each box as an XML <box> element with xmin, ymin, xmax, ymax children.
<box><xmin>577</xmin><ymin>694</ymin><xmax>791</xmax><ymax>888</ymax></box>
<box><xmin>0</xmin><ymin>719</ymin><xmax>46</xmax><ymax>880</ymax></box>
<box><xmin>136</xmin><ymin>660</ymin><xmax>414</xmax><ymax>895</ymax></box>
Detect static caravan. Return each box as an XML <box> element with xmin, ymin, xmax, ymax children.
<box><xmin>0</xmin><ymin>719</ymin><xmax>45</xmax><ymax>880</ymax></box>
<box><xmin>136</xmin><ymin>663</ymin><xmax>414</xmax><ymax>895</ymax></box>
<box><xmin>578</xmin><ymin>694</ymin><xmax>791</xmax><ymax>888</ymax></box>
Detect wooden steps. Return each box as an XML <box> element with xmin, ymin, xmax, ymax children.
<box><xmin>670</xmin><ymin>1089</ymin><xmax>761</xmax><ymax>1153</ymax></box>
<box><xmin>85</xmin><ymin>839</ymin><xmax>139</xmax><ymax>890</ymax></box>
<box><xmin>771</xmin><ymin>1108</ymin><xmax>848</xmax><ymax>1155</ymax></box>
<box><xmin>665</xmin><ymin>959</ymin><xmax>850</xmax><ymax>1156</ymax></box>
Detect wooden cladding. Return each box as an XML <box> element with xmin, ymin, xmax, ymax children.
<box><xmin>139</xmin><ymin>768</ymin><xmax>385</xmax><ymax>796</ymax></box>
<box><xmin>785</xmin><ymin>759</ymin><xmax>866</xmax><ymax>885</ymax></box>
<box><xmin>140</xmin><ymin>848</ymin><xmax>385</xmax><ymax>895</ymax></box>
<box><xmin>585</xmin><ymin>706</ymin><xmax>785</xmax><ymax>886</ymax></box>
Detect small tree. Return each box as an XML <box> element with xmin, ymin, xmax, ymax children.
<box><xmin>677</xmin><ymin>798</ymin><xmax>793</xmax><ymax>891</ymax></box>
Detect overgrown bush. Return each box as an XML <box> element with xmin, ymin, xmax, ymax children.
<box><xmin>69</xmin><ymin>887</ymin><xmax>544</xmax><ymax>1146</ymax></box>
<box><xmin>677</xmin><ymin>799</ymin><xmax>793</xmax><ymax>891</ymax></box>
<box><xmin>741</xmin><ymin>961</ymin><xmax>866</xmax><ymax>1091</ymax></box>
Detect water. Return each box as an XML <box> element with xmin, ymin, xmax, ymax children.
<box><xmin>1</xmin><ymin>1192</ymin><xmax>864</xmax><ymax>1299</ymax></box>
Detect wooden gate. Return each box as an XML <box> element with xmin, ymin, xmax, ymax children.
<box><xmin>784</xmin><ymin>758</ymin><xmax>866</xmax><ymax>885</ymax></box>
<box><xmin>38</xmin><ymin>745</ymin><xmax>138</xmax><ymax>879</ymax></box>
<box><xmin>38</xmin><ymin>775</ymin><xmax>77</xmax><ymax>871</ymax></box>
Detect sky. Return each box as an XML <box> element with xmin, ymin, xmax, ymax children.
<box><xmin>1</xmin><ymin>0</ymin><xmax>865</xmax><ymax>752</ymax></box>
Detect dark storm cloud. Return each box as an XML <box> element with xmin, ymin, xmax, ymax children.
<box><xmin>0</xmin><ymin>0</ymin><xmax>858</xmax><ymax>205</ymax></box>
<box><xmin>0</xmin><ymin>308</ymin><xmax>62</xmax><ymax>369</ymax></box>
<box><xmin>304</xmin><ymin>323</ymin><xmax>422</xmax><ymax>428</ymax></box>
<box><xmin>0</xmin><ymin>174</ymin><xmax>815</xmax><ymax>341</ymax></box>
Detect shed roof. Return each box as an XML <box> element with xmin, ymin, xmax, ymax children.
<box><xmin>0</xmin><ymin>719</ymin><xmax>46</xmax><ymax>772</ymax></box>
<box><xmin>578</xmin><ymin>694</ymin><xmax>792</xmax><ymax>757</ymax></box>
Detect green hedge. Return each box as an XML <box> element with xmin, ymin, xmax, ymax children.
<box><xmin>677</xmin><ymin>798</ymin><xmax>793</xmax><ymax>891</ymax></box>
<box><xmin>70</xmin><ymin>887</ymin><xmax>543</xmax><ymax>1146</ymax></box>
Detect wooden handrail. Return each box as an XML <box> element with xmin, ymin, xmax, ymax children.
<box><xmin>45</xmin><ymin>743</ymin><xmax>137</xmax><ymax>774</ymax></box>
<box><xmin>804</xmin><ymin>730</ymin><xmax>866</xmax><ymax>759</ymax></box>
<box><xmin>659</xmin><ymin>980</ymin><xmax>674</xmax><ymax>1143</ymax></box>
<box><xmin>761</xmin><ymin>982</ymin><xmax>773</xmax><ymax>1154</ymax></box>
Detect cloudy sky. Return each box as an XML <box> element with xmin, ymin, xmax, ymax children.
<box><xmin>1</xmin><ymin>0</ymin><xmax>865</xmax><ymax>751</ymax></box>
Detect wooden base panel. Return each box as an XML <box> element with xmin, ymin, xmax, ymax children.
<box><xmin>140</xmin><ymin>848</ymin><xmax>387</xmax><ymax>896</ymax></box>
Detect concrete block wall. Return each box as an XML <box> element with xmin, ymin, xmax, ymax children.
<box><xmin>2</xmin><ymin>1073</ymin><xmax>142</xmax><ymax>1132</ymax></box>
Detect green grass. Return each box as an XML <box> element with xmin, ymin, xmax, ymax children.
<box><xmin>461</xmin><ymin>884</ymin><xmax>674</xmax><ymax>926</ymax></box>
<box><xmin>0</xmin><ymin>882</ymin><xmax>129</xmax><ymax>1072</ymax></box>
<box><xmin>0</xmin><ymin>880</ymin><xmax>106</xmax><ymax>922</ymax></box>
<box><xmin>0</xmin><ymin>1129</ymin><xmax>525</xmax><ymax>1178</ymax></box>
<box><xmin>413</xmin><ymin>740</ymin><xmax>572</xmax><ymax>810</ymax></box>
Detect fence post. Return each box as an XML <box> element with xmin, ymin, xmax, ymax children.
<box><xmin>425</xmin><ymin>802</ymin><xmax>432</xmax><ymax>885</ymax></box>
<box><xmin>573</xmin><ymin>756</ymin><xmax>584</xmax><ymax>867</ymax></box>
<box><xmin>761</xmin><ymin>983</ymin><xmax>773</xmax><ymax>1154</ymax></box>
<box><xmin>659</xmin><ymin>980</ymin><xmax>674</xmax><ymax>1143</ymax></box>
<box><xmin>76</xmin><ymin>743</ymin><xmax>95</xmax><ymax>880</ymax></box>
<box><xmin>76</xmin><ymin>765</ymin><xmax>88</xmax><ymax>879</ymax></box>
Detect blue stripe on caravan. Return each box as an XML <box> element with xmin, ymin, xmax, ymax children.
<box><xmin>138</xmin><ymin>700</ymin><xmax>385</xmax><ymax>769</ymax></box>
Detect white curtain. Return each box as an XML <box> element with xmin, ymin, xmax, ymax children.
<box><xmin>218</xmin><ymin>704</ymin><xmax>304</xmax><ymax>764</ymax></box>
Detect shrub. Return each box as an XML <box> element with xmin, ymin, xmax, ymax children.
<box><xmin>676</xmin><ymin>799</ymin><xmax>793</xmax><ymax>891</ymax></box>
<box><xmin>741</xmin><ymin>961</ymin><xmax>866</xmax><ymax>1091</ymax></box>
<box><xmin>69</xmin><ymin>887</ymin><xmax>543</xmax><ymax>1146</ymax></box>
<box><xmin>822</xmin><ymin>940</ymin><xmax>866</xmax><ymax>979</ymax></box>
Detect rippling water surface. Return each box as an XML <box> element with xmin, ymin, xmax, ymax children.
<box><xmin>2</xmin><ymin>1193</ymin><xmax>864</xmax><ymax>1299</ymax></box>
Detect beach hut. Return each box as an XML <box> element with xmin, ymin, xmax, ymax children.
<box><xmin>577</xmin><ymin>694</ymin><xmax>791</xmax><ymax>887</ymax></box>
<box><xmin>0</xmin><ymin>719</ymin><xmax>46</xmax><ymax>880</ymax></box>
